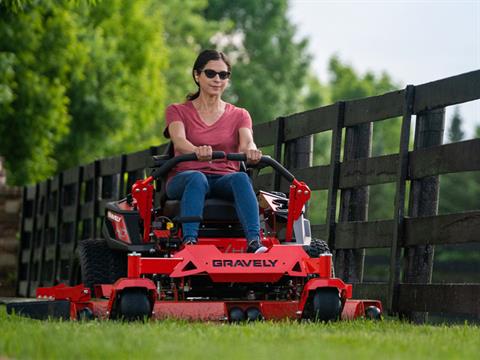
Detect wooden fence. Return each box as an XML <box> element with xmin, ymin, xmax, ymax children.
<box><xmin>0</xmin><ymin>186</ymin><xmax>21</xmax><ymax>296</ymax></box>
<box><xmin>16</xmin><ymin>70</ymin><xmax>480</xmax><ymax>320</ymax></box>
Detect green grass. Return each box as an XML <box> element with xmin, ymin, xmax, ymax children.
<box><xmin>0</xmin><ymin>306</ymin><xmax>479</xmax><ymax>359</ymax></box>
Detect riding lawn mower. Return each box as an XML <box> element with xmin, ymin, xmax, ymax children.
<box><xmin>7</xmin><ymin>152</ymin><xmax>382</xmax><ymax>322</ymax></box>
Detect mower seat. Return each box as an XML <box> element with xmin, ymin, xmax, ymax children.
<box><xmin>162</xmin><ymin>198</ymin><xmax>239</xmax><ymax>222</ymax></box>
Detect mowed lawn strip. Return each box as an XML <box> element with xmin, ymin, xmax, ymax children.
<box><xmin>0</xmin><ymin>307</ymin><xmax>479</xmax><ymax>360</ymax></box>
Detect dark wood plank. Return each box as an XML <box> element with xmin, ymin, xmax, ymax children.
<box><xmin>252</xmin><ymin>173</ymin><xmax>273</xmax><ymax>192</ymax></box>
<box><xmin>62</xmin><ymin>167</ymin><xmax>80</xmax><ymax>185</ymax></box>
<box><xmin>339</xmin><ymin>154</ymin><xmax>398</xmax><ymax>188</ymax></box>
<box><xmin>311</xmin><ymin>224</ymin><xmax>328</xmax><ymax>239</ymax></box>
<box><xmin>352</xmin><ymin>283</ymin><xmax>388</xmax><ymax>305</ymax></box>
<box><xmin>285</xmin><ymin>165</ymin><xmax>330</xmax><ymax>190</ymax></box>
<box><xmin>125</xmin><ymin>148</ymin><xmax>154</xmax><ymax>172</ymax></box>
<box><xmin>253</xmin><ymin>120</ymin><xmax>278</xmax><ymax>147</ymax></box>
<box><xmin>398</xmin><ymin>284</ymin><xmax>480</xmax><ymax>315</ymax></box>
<box><xmin>404</xmin><ymin>210</ymin><xmax>480</xmax><ymax>246</ymax></box>
<box><xmin>82</xmin><ymin>162</ymin><xmax>96</xmax><ymax>180</ymax></box>
<box><xmin>283</xmin><ymin>104</ymin><xmax>337</xmax><ymax>141</ymax></box>
<box><xmin>26</xmin><ymin>185</ymin><xmax>37</xmax><ymax>200</ymax></box>
<box><xmin>98</xmin><ymin>155</ymin><xmax>124</xmax><ymax>176</ymax></box>
<box><xmin>61</xmin><ymin>206</ymin><xmax>77</xmax><ymax>223</ymax></box>
<box><xmin>80</xmin><ymin>202</ymin><xmax>95</xmax><ymax>219</ymax></box>
<box><xmin>414</xmin><ymin>70</ymin><xmax>480</xmax><ymax>113</ymax></box>
<box><xmin>409</xmin><ymin>139</ymin><xmax>480</xmax><ymax>179</ymax></box>
<box><xmin>344</xmin><ymin>90</ymin><xmax>405</xmax><ymax>126</ymax></box>
<box><xmin>335</xmin><ymin>220</ymin><xmax>394</xmax><ymax>249</ymax></box>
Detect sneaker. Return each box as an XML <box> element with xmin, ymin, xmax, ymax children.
<box><xmin>183</xmin><ymin>236</ymin><xmax>198</xmax><ymax>245</ymax></box>
<box><xmin>247</xmin><ymin>239</ymin><xmax>267</xmax><ymax>254</ymax></box>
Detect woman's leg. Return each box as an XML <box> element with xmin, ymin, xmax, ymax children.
<box><xmin>166</xmin><ymin>171</ymin><xmax>209</xmax><ymax>241</ymax></box>
<box><xmin>211</xmin><ymin>172</ymin><xmax>265</xmax><ymax>252</ymax></box>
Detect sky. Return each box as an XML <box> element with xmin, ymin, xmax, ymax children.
<box><xmin>288</xmin><ymin>0</ymin><xmax>480</xmax><ymax>138</ymax></box>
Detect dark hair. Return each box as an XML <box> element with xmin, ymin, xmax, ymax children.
<box><xmin>186</xmin><ymin>49</ymin><xmax>231</xmax><ymax>101</ymax></box>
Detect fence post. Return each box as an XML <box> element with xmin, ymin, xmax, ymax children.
<box><xmin>387</xmin><ymin>85</ymin><xmax>415</xmax><ymax>314</ymax></box>
<box><xmin>284</xmin><ymin>134</ymin><xmax>313</xmax><ymax>215</ymax></box>
<box><xmin>335</xmin><ymin>112</ymin><xmax>372</xmax><ymax>283</ymax></box>
<box><xmin>284</xmin><ymin>136</ymin><xmax>313</xmax><ymax>170</ymax></box>
<box><xmin>273</xmin><ymin>117</ymin><xmax>285</xmax><ymax>191</ymax></box>
<box><xmin>402</xmin><ymin>107</ymin><xmax>445</xmax><ymax>322</ymax></box>
<box><xmin>325</xmin><ymin>102</ymin><xmax>345</xmax><ymax>251</ymax></box>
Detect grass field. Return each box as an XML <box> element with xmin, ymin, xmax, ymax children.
<box><xmin>0</xmin><ymin>306</ymin><xmax>479</xmax><ymax>360</ymax></box>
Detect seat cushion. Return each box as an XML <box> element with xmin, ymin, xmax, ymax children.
<box><xmin>163</xmin><ymin>198</ymin><xmax>239</xmax><ymax>222</ymax></box>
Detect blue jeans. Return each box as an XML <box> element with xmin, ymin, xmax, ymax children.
<box><xmin>166</xmin><ymin>171</ymin><xmax>260</xmax><ymax>241</ymax></box>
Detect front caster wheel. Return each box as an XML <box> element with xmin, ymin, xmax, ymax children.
<box><xmin>312</xmin><ymin>288</ymin><xmax>341</xmax><ymax>322</ymax></box>
<box><xmin>117</xmin><ymin>288</ymin><xmax>151</xmax><ymax>321</ymax></box>
<box><xmin>365</xmin><ymin>306</ymin><xmax>382</xmax><ymax>320</ymax></box>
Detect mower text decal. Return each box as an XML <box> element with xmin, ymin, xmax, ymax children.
<box><xmin>107</xmin><ymin>211</ymin><xmax>122</xmax><ymax>223</ymax></box>
<box><xmin>212</xmin><ymin>259</ymin><xmax>279</xmax><ymax>268</ymax></box>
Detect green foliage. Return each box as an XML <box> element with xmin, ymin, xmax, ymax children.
<box><xmin>309</xmin><ymin>56</ymin><xmax>400</xmax><ymax>221</ymax></box>
<box><xmin>205</xmin><ymin>0</ymin><xmax>312</xmax><ymax>123</ymax></box>
<box><xmin>159</xmin><ymin>0</ymin><xmax>226</xmax><ymax>105</ymax></box>
<box><xmin>55</xmin><ymin>0</ymin><xmax>169</xmax><ymax>169</ymax></box>
<box><xmin>328</xmin><ymin>55</ymin><xmax>400</xmax><ymax>156</ymax></box>
<box><xmin>439</xmin><ymin>110</ymin><xmax>480</xmax><ymax>215</ymax></box>
<box><xmin>0</xmin><ymin>0</ymin><xmax>170</xmax><ymax>184</ymax></box>
<box><xmin>0</xmin><ymin>1</ymin><xmax>82</xmax><ymax>184</ymax></box>
<box><xmin>447</xmin><ymin>107</ymin><xmax>464</xmax><ymax>143</ymax></box>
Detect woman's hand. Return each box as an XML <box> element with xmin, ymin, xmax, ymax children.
<box><xmin>245</xmin><ymin>148</ymin><xmax>262</xmax><ymax>164</ymax></box>
<box><xmin>195</xmin><ymin>145</ymin><xmax>213</xmax><ymax>161</ymax></box>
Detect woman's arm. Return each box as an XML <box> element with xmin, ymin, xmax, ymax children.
<box><xmin>168</xmin><ymin>121</ymin><xmax>212</xmax><ymax>160</ymax></box>
<box><xmin>239</xmin><ymin>127</ymin><xmax>261</xmax><ymax>163</ymax></box>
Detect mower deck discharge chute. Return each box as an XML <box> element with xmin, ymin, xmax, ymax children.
<box><xmin>7</xmin><ymin>152</ymin><xmax>382</xmax><ymax>322</ymax></box>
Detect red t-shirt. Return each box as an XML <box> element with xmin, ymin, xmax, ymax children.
<box><xmin>165</xmin><ymin>101</ymin><xmax>253</xmax><ymax>177</ymax></box>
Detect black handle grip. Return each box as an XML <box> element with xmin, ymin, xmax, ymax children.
<box><xmin>226</xmin><ymin>153</ymin><xmax>295</xmax><ymax>182</ymax></box>
<box><xmin>151</xmin><ymin>151</ymin><xmax>225</xmax><ymax>179</ymax></box>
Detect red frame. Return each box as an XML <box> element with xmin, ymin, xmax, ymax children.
<box><xmin>28</xmin><ymin>155</ymin><xmax>383</xmax><ymax>322</ymax></box>
<box><xmin>33</xmin><ymin>245</ymin><xmax>381</xmax><ymax>321</ymax></box>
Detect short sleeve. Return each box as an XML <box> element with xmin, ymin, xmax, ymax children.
<box><xmin>164</xmin><ymin>104</ymin><xmax>184</xmax><ymax>138</ymax></box>
<box><xmin>238</xmin><ymin>108</ymin><xmax>253</xmax><ymax>130</ymax></box>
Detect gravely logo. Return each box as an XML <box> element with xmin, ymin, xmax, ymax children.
<box><xmin>212</xmin><ymin>259</ymin><xmax>278</xmax><ymax>268</ymax></box>
<box><xmin>107</xmin><ymin>211</ymin><xmax>122</xmax><ymax>223</ymax></box>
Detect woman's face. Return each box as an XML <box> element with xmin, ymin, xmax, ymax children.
<box><xmin>196</xmin><ymin>60</ymin><xmax>230</xmax><ymax>97</ymax></box>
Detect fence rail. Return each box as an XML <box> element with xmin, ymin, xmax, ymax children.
<box><xmin>16</xmin><ymin>70</ymin><xmax>480</xmax><ymax>320</ymax></box>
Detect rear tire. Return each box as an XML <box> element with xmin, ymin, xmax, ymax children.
<box><xmin>304</xmin><ymin>238</ymin><xmax>330</xmax><ymax>257</ymax></box>
<box><xmin>77</xmin><ymin>238</ymin><xmax>114</xmax><ymax>291</ymax></box>
<box><xmin>304</xmin><ymin>238</ymin><xmax>335</xmax><ymax>277</ymax></box>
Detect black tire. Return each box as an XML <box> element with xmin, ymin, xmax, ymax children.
<box><xmin>117</xmin><ymin>288</ymin><xmax>151</xmax><ymax>321</ymax></box>
<box><xmin>304</xmin><ymin>238</ymin><xmax>330</xmax><ymax>258</ymax></box>
<box><xmin>312</xmin><ymin>288</ymin><xmax>341</xmax><ymax>322</ymax></box>
<box><xmin>304</xmin><ymin>238</ymin><xmax>335</xmax><ymax>277</ymax></box>
<box><xmin>77</xmin><ymin>238</ymin><xmax>114</xmax><ymax>291</ymax></box>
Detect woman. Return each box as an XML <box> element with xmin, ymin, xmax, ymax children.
<box><xmin>164</xmin><ymin>49</ymin><xmax>267</xmax><ymax>254</ymax></box>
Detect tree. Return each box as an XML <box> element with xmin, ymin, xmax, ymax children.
<box><xmin>439</xmin><ymin>109</ymin><xmax>480</xmax><ymax>214</ymax></box>
<box><xmin>0</xmin><ymin>1</ymin><xmax>84</xmax><ymax>184</ymax></box>
<box><xmin>55</xmin><ymin>0</ymin><xmax>169</xmax><ymax>170</ymax></box>
<box><xmin>447</xmin><ymin>107</ymin><xmax>464</xmax><ymax>143</ymax></box>
<box><xmin>0</xmin><ymin>1</ymin><xmax>171</xmax><ymax>184</ymax></box>
<box><xmin>204</xmin><ymin>0</ymin><xmax>312</xmax><ymax>124</ymax></box>
<box><xmin>325</xmin><ymin>56</ymin><xmax>400</xmax><ymax>221</ymax></box>
<box><xmin>159</xmin><ymin>0</ymin><xmax>227</xmax><ymax>106</ymax></box>
<box><xmin>328</xmin><ymin>55</ymin><xmax>400</xmax><ymax>157</ymax></box>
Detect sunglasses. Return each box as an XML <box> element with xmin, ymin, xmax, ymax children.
<box><xmin>201</xmin><ymin>69</ymin><xmax>231</xmax><ymax>80</ymax></box>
